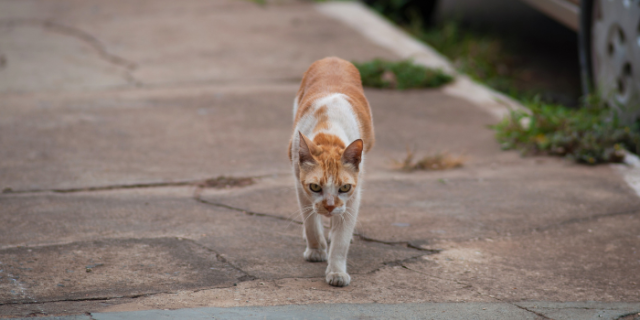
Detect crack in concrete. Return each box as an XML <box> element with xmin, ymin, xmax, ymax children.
<box><xmin>2</xmin><ymin>174</ymin><xmax>273</xmax><ymax>195</ymax></box>
<box><xmin>3</xmin><ymin>180</ymin><xmax>200</xmax><ymax>194</ymax></box>
<box><xmin>399</xmin><ymin>264</ymin><xmax>554</xmax><ymax>319</ymax></box>
<box><xmin>0</xmin><ymin>53</ymin><xmax>6</xmax><ymax>70</ymax></box>
<box><xmin>405</xmin><ymin>206</ymin><xmax>640</xmax><ymax>245</ymax></box>
<box><xmin>6</xmin><ymin>275</ymin><xmax>48</xmax><ymax>315</ymax></box>
<box><xmin>0</xmin><ymin>19</ymin><xmax>140</xmax><ymax>86</ymax></box>
<box><xmin>356</xmin><ymin>234</ymin><xmax>443</xmax><ymax>254</ymax></box>
<box><xmin>194</xmin><ymin>197</ymin><xmax>300</xmax><ymax>224</ymax></box>
<box><xmin>512</xmin><ymin>304</ymin><xmax>555</xmax><ymax>320</ymax></box>
<box><xmin>179</xmin><ymin>238</ymin><xmax>257</xmax><ymax>282</ymax></box>
<box><xmin>532</xmin><ymin>207</ymin><xmax>640</xmax><ymax>233</ymax></box>
<box><xmin>0</xmin><ymin>237</ymin><xmax>258</xmax><ymax>307</ymax></box>
<box><xmin>364</xmin><ymin>256</ymin><xmax>423</xmax><ymax>276</ymax></box>
<box><xmin>5</xmin><ymin>173</ymin><xmax>638</xmax><ymax>255</ymax></box>
<box><xmin>193</xmin><ymin>195</ymin><xmax>440</xmax><ymax>256</ymax></box>
<box><xmin>0</xmin><ymin>292</ymin><xmax>156</xmax><ymax>307</ymax></box>
<box><xmin>616</xmin><ymin>311</ymin><xmax>640</xmax><ymax>320</ymax></box>
<box><xmin>1</xmin><ymin>263</ymin><xmax>258</xmax><ymax>308</ymax></box>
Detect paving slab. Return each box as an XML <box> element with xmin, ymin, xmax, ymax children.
<box><xmin>0</xmin><ymin>187</ymin><xmax>423</xmax><ymax>317</ymax></box>
<box><xmin>0</xmin><ymin>87</ymin><xmax>516</xmax><ymax>191</ymax></box>
<box><xmin>8</xmin><ymin>302</ymin><xmax>640</xmax><ymax>320</ymax></box>
<box><xmin>1</xmin><ymin>0</ymin><xmax>640</xmax><ymax>318</ymax></box>
<box><xmin>402</xmin><ymin>211</ymin><xmax>640</xmax><ymax>302</ymax></box>
<box><xmin>92</xmin><ymin>303</ymin><xmax>539</xmax><ymax>320</ymax></box>
<box><xmin>0</xmin><ymin>88</ymin><xmax>296</xmax><ymax>191</ymax></box>
<box><xmin>0</xmin><ymin>21</ymin><xmax>130</xmax><ymax>92</ymax></box>
<box><xmin>1</xmin><ymin>265</ymin><xmax>483</xmax><ymax>317</ymax></box>
<box><xmin>0</xmin><ymin>0</ymin><xmax>396</xmax><ymax>93</ymax></box>
<box><xmin>0</xmin><ymin>238</ymin><xmax>244</xmax><ymax>304</ymax></box>
<box><xmin>201</xmin><ymin>163</ymin><xmax>640</xmax><ymax>243</ymax></box>
<box><xmin>516</xmin><ymin>302</ymin><xmax>640</xmax><ymax>320</ymax></box>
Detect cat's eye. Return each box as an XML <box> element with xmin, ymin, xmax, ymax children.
<box><xmin>309</xmin><ymin>184</ymin><xmax>322</xmax><ymax>192</ymax></box>
<box><xmin>339</xmin><ymin>184</ymin><xmax>351</xmax><ymax>193</ymax></box>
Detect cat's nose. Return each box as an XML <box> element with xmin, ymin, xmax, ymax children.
<box><xmin>324</xmin><ymin>205</ymin><xmax>336</xmax><ymax>213</ymax></box>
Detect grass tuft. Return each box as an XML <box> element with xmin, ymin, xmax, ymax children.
<box><xmin>492</xmin><ymin>97</ymin><xmax>640</xmax><ymax>164</ymax></box>
<box><xmin>417</xmin><ymin>21</ymin><xmax>520</xmax><ymax>96</ymax></box>
<box><xmin>353</xmin><ymin>59</ymin><xmax>453</xmax><ymax>90</ymax></box>
<box><xmin>393</xmin><ymin>149</ymin><xmax>465</xmax><ymax>172</ymax></box>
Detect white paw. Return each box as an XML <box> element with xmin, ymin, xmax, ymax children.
<box><xmin>304</xmin><ymin>248</ymin><xmax>327</xmax><ymax>262</ymax></box>
<box><xmin>326</xmin><ymin>272</ymin><xmax>350</xmax><ymax>287</ymax></box>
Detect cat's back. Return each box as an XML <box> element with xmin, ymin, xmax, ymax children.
<box><xmin>294</xmin><ymin>57</ymin><xmax>374</xmax><ymax>152</ymax></box>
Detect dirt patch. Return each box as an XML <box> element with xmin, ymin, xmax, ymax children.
<box><xmin>198</xmin><ymin>176</ymin><xmax>255</xmax><ymax>189</ymax></box>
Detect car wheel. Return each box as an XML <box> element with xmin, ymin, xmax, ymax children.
<box><xmin>580</xmin><ymin>0</ymin><xmax>640</xmax><ymax>123</ymax></box>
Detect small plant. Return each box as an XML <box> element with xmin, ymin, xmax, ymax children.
<box><xmin>353</xmin><ymin>59</ymin><xmax>453</xmax><ymax>90</ymax></box>
<box><xmin>417</xmin><ymin>21</ymin><xmax>520</xmax><ymax>96</ymax></box>
<box><xmin>492</xmin><ymin>97</ymin><xmax>640</xmax><ymax>164</ymax></box>
<box><xmin>363</xmin><ymin>2</ymin><xmax>540</xmax><ymax>100</ymax></box>
<box><xmin>393</xmin><ymin>148</ymin><xmax>465</xmax><ymax>172</ymax></box>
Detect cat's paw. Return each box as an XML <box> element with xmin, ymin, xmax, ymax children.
<box><xmin>326</xmin><ymin>272</ymin><xmax>350</xmax><ymax>287</ymax></box>
<box><xmin>304</xmin><ymin>248</ymin><xmax>327</xmax><ymax>262</ymax></box>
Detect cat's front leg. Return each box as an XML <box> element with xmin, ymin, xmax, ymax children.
<box><xmin>297</xmin><ymin>184</ymin><xmax>327</xmax><ymax>262</ymax></box>
<box><xmin>325</xmin><ymin>190</ymin><xmax>360</xmax><ymax>287</ymax></box>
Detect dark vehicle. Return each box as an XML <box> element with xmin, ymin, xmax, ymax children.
<box><xmin>524</xmin><ymin>0</ymin><xmax>639</xmax><ymax>122</ymax></box>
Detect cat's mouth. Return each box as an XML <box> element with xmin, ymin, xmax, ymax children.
<box><xmin>317</xmin><ymin>211</ymin><xmax>333</xmax><ymax>218</ymax></box>
<box><xmin>317</xmin><ymin>208</ymin><xmax>344</xmax><ymax>217</ymax></box>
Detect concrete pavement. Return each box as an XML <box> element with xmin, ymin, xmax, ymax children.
<box><xmin>1</xmin><ymin>0</ymin><xmax>639</xmax><ymax>319</ymax></box>
<box><xmin>11</xmin><ymin>302</ymin><xmax>640</xmax><ymax>320</ymax></box>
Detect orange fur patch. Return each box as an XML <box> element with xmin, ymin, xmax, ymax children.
<box><xmin>299</xmin><ymin>133</ymin><xmax>358</xmax><ymax>195</ymax></box>
<box><xmin>292</xmin><ymin>57</ymin><xmax>374</xmax><ymax>154</ymax></box>
<box><xmin>313</xmin><ymin>106</ymin><xmax>330</xmax><ymax>133</ymax></box>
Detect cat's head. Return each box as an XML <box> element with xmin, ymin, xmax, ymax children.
<box><xmin>298</xmin><ymin>132</ymin><xmax>363</xmax><ymax>217</ymax></box>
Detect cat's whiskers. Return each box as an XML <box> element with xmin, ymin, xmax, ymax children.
<box><xmin>300</xmin><ymin>207</ymin><xmax>317</xmax><ymax>226</ymax></box>
<box><xmin>283</xmin><ymin>207</ymin><xmax>307</xmax><ymax>229</ymax></box>
<box><xmin>343</xmin><ymin>207</ymin><xmax>363</xmax><ymax>233</ymax></box>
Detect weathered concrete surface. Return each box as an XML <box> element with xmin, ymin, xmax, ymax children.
<box><xmin>9</xmin><ymin>302</ymin><xmax>640</xmax><ymax>320</ymax></box>
<box><xmin>0</xmin><ymin>87</ymin><xmax>510</xmax><ymax>191</ymax></box>
<box><xmin>1</xmin><ymin>0</ymin><xmax>640</xmax><ymax>319</ymax></box>
<box><xmin>0</xmin><ymin>187</ymin><xmax>423</xmax><ymax>316</ymax></box>
<box><xmin>0</xmin><ymin>238</ymin><xmax>245</xmax><ymax>304</ymax></box>
<box><xmin>0</xmin><ymin>88</ymin><xmax>297</xmax><ymax>190</ymax></box>
<box><xmin>94</xmin><ymin>303</ymin><xmax>541</xmax><ymax>320</ymax></box>
<box><xmin>0</xmin><ymin>0</ymin><xmax>396</xmax><ymax>93</ymax></box>
<box><xmin>201</xmin><ymin>163</ymin><xmax>640</xmax><ymax>243</ymax></box>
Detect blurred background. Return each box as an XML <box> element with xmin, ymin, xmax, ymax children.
<box><xmin>364</xmin><ymin>0</ymin><xmax>638</xmax><ymax>116</ymax></box>
<box><xmin>435</xmin><ymin>0</ymin><xmax>582</xmax><ymax>106</ymax></box>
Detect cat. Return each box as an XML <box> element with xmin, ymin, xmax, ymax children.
<box><xmin>288</xmin><ymin>57</ymin><xmax>374</xmax><ymax>287</ymax></box>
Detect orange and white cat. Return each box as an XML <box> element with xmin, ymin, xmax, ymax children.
<box><xmin>289</xmin><ymin>57</ymin><xmax>374</xmax><ymax>287</ymax></box>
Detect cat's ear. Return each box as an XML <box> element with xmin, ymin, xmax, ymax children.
<box><xmin>298</xmin><ymin>132</ymin><xmax>318</xmax><ymax>166</ymax></box>
<box><xmin>342</xmin><ymin>139</ymin><xmax>363</xmax><ymax>170</ymax></box>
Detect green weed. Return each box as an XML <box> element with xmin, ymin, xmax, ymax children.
<box><xmin>417</xmin><ymin>21</ymin><xmax>522</xmax><ymax>96</ymax></box>
<box><xmin>492</xmin><ymin>97</ymin><xmax>640</xmax><ymax>164</ymax></box>
<box><xmin>365</xmin><ymin>2</ymin><xmax>537</xmax><ymax>99</ymax></box>
<box><xmin>353</xmin><ymin>59</ymin><xmax>453</xmax><ymax>89</ymax></box>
